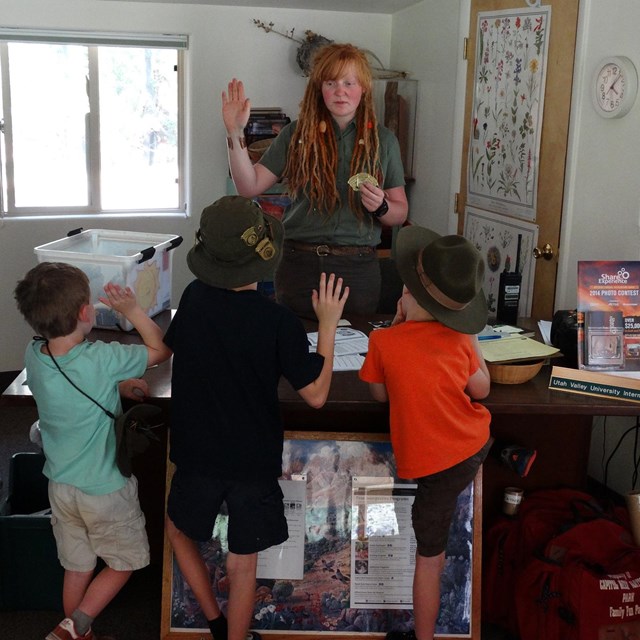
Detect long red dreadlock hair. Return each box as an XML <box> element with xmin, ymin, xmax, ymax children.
<box><xmin>284</xmin><ymin>43</ymin><xmax>381</xmax><ymax>220</ymax></box>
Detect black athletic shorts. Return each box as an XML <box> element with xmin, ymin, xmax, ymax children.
<box><xmin>167</xmin><ymin>468</ymin><xmax>289</xmax><ymax>555</ymax></box>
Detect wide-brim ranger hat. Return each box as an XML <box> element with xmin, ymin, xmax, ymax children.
<box><xmin>396</xmin><ymin>225</ymin><xmax>488</xmax><ymax>334</ymax></box>
<box><xmin>187</xmin><ymin>196</ymin><xmax>284</xmax><ymax>289</ymax></box>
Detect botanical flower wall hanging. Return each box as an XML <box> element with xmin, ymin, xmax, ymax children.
<box><xmin>466</xmin><ymin>6</ymin><xmax>551</xmax><ymax>222</ymax></box>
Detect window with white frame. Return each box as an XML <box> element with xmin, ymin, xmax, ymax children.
<box><xmin>0</xmin><ymin>28</ymin><xmax>187</xmax><ymax>216</ymax></box>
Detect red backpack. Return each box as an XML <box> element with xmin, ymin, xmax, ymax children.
<box><xmin>515</xmin><ymin>517</ymin><xmax>640</xmax><ymax>640</ymax></box>
<box><xmin>482</xmin><ymin>488</ymin><xmax>621</xmax><ymax>636</ymax></box>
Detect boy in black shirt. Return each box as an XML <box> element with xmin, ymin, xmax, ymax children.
<box><xmin>164</xmin><ymin>196</ymin><xmax>348</xmax><ymax>640</ymax></box>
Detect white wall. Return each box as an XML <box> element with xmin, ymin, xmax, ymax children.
<box><xmin>560</xmin><ymin>0</ymin><xmax>640</xmax><ymax>496</ymax></box>
<box><xmin>558</xmin><ymin>0</ymin><xmax>640</xmax><ymax>309</ymax></box>
<box><xmin>0</xmin><ymin>0</ymin><xmax>399</xmax><ymax>371</ymax></box>
<box><xmin>391</xmin><ymin>0</ymin><xmax>465</xmax><ymax>236</ymax></box>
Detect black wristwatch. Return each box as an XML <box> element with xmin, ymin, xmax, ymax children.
<box><xmin>371</xmin><ymin>198</ymin><xmax>389</xmax><ymax>218</ymax></box>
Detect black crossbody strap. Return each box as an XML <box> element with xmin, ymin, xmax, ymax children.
<box><xmin>34</xmin><ymin>336</ymin><xmax>116</xmax><ymax>420</ymax></box>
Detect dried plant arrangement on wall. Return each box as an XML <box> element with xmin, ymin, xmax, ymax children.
<box><xmin>253</xmin><ymin>19</ymin><xmax>408</xmax><ymax>79</ymax></box>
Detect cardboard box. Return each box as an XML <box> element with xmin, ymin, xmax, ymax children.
<box><xmin>35</xmin><ymin>229</ymin><xmax>182</xmax><ymax>331</ymax></box>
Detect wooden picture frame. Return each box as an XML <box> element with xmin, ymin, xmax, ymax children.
<box><xmin>161</xmin><ymin>431</ymin><xmax>482</xmax><ymax>640</ymax></box>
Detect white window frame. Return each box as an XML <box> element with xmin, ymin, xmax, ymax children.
<box><xmin>0</xmin><ymin>27</ymin><xmax>188</xmax><ymax>218</ymax></box>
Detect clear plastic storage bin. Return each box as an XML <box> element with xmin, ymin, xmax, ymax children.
<box><xmin>35</xmin><ymin>228</ymin><xmax>183</xmax><ymax>331</ymax></box>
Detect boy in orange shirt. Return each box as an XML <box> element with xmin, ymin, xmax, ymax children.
<box><xmin>359</xmin><ymin>225</ymin><xmax>492</xmax><ymax>640</ymax></box>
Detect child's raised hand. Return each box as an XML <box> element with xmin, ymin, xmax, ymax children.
<box><xmin>311</xmin><ymin>273</ymin><xmax>349</xmax><ymax>327</ymax></box>
<box><xmin>99</xmin><ymin>283</ymin><xmax>139</xmax><ymax>315</ymax></box>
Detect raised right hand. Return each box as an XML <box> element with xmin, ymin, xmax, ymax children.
<box><xmin>222</xmin><ymin>78</ymin><xmax>251</xmax><ymax>134</ymax></box>
<box><xmin>312</xmin><ymin>273</ymin><xmax>349</xmax><ymax>328</ymax></box>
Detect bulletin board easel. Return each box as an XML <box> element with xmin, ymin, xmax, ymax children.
<box><xmin>160</xmin><ymin>431</ymin><xmax>483</xmax><ymax>640</ymax></box>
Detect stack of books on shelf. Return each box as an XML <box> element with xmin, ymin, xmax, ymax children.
<box><xmin>244</xmin><ymin>107</ymin><xmax>290</xmax><ymax>146</ymax></box>
<box><xmin>548</xmin><ymin>260</ymin><xmax>640</xmax><ymax>404</ymax></box>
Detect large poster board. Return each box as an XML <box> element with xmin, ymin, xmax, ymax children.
<box><xmin>161</xmin><ymin>432</ymin><xmax>482</xmax><ymax>639</ymax></box>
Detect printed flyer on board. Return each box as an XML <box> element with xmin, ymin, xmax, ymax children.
<box><xmin>577</xmin><ymin>261</ymin><xmax>640</xmax><ymax>372</ymax></box>
<box><xmin>350</xmin><ymin>476</ymin><xmax>418</xmax><ymax>609</ymax></box>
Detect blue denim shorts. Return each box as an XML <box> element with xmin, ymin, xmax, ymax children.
<box><xmin>412</xmin><ymin>439</ymin><xmax>491</xmax><ymax>557</ymax></box>
<box><xmin>167</xmin><ymin>468</ymin><xmax>288</xmax><ymax>554</ymax></box>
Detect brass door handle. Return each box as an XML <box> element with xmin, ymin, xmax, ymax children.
<box><xmin>533</xmin><ymin>243</ymin><xmax>554</xmax><ymax>260</ymax></box>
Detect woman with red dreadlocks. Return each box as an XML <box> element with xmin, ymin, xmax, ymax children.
<box><xmin>222</xmin><ymin>43</ymin><xmax>408</xmax><ymax>318</ymax></box>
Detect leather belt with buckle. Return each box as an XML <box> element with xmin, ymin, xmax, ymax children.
<box><xmin>284</xmin><ymin>240</ymin><xmax>376</xmax><ymax>257</ymax></box>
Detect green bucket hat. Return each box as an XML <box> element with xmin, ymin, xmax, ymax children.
<box><xmin>187</xmin><ymin>196</ymin><xmax>284</xmax><ymax>289</ymax></box>
<box><xmin>395</xmin><ymin>225</ymin><xmax>487</xmax><ymax>334</ymax></box>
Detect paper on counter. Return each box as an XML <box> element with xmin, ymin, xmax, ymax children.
<box><xmin>538</xmin><ymin>320</ymin><xmax>553</xmax><ymax>345</ymax></box>
<box><xmin>478</xmin><ymin>324</ymin><xmax>535</xmax><ymax>341</ymax></box>
<box><xmin>333</xmin><ymin>354</ymin><xmax>366</xmax><ymax>371</ymax></box>
<box><xmin>308</xmin><ymin>327</ymin><xmax>368</xmax><ymax>344</ymax></box>
<box><xmin>480</xmin><ymin>336</ymin><xmax>560</xmax><ymax>363</ymax></box>
<box><xmin>492</xmin><ymin>324</ymin><xmax>525</xmax><ymax>334</ymax></box>
<box><xmin>307</xmin><ymin>328</ymin><xmax>369</xmax><ymax>357</ymax></box>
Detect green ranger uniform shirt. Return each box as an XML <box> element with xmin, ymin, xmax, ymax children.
<box><xmin>259</xmin><ymin>119</ymin><xmax>406</xmax><ymax>246</ymax></box>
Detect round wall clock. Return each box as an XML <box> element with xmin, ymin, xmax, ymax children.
<box><xmin>592</xmin><ymin>55</ymin><xmax>638</xmax><ymax>118</ymax></box>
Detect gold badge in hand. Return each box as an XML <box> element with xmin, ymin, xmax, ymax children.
<box><xmin>348</xmin><ymin>173</ymin><xmax>379</xmax><ymax>191</ymax></box>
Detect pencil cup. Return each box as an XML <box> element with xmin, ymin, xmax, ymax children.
<box><xmin>625</xmin><ymin>490</ymin><xmax>640</xmax><ymax>546</ymax></box>
<box><xmin>503</xmin><ymin>487</ymin><xmax>524</xmax><ymax>516</ymax></box>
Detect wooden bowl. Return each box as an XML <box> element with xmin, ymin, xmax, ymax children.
<box><xmin>487</xmin><ymin>359</ymin><xmax>544</xmax><ymax>385</ymax></box>
<box><xmin>248</xmin><ymin>138</ymin><xmax>274</xmax><ymax>163</ymax></box>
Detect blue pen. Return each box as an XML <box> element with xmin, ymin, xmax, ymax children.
<box><xmin>478</xmin><ymin>334</ymin><xmax>502</xmax><ymax>341</ymax></box>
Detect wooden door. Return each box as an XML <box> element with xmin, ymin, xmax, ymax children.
<box><xmin>458</xmin><ymin>0</ymin><xmax>580</xmax><ymax>320</ymax></box>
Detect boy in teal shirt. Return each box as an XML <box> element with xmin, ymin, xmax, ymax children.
<box><xmin>15</xmin><ymin>262</ymin><xmax>171</xmax><ymax>640</ymax></box>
